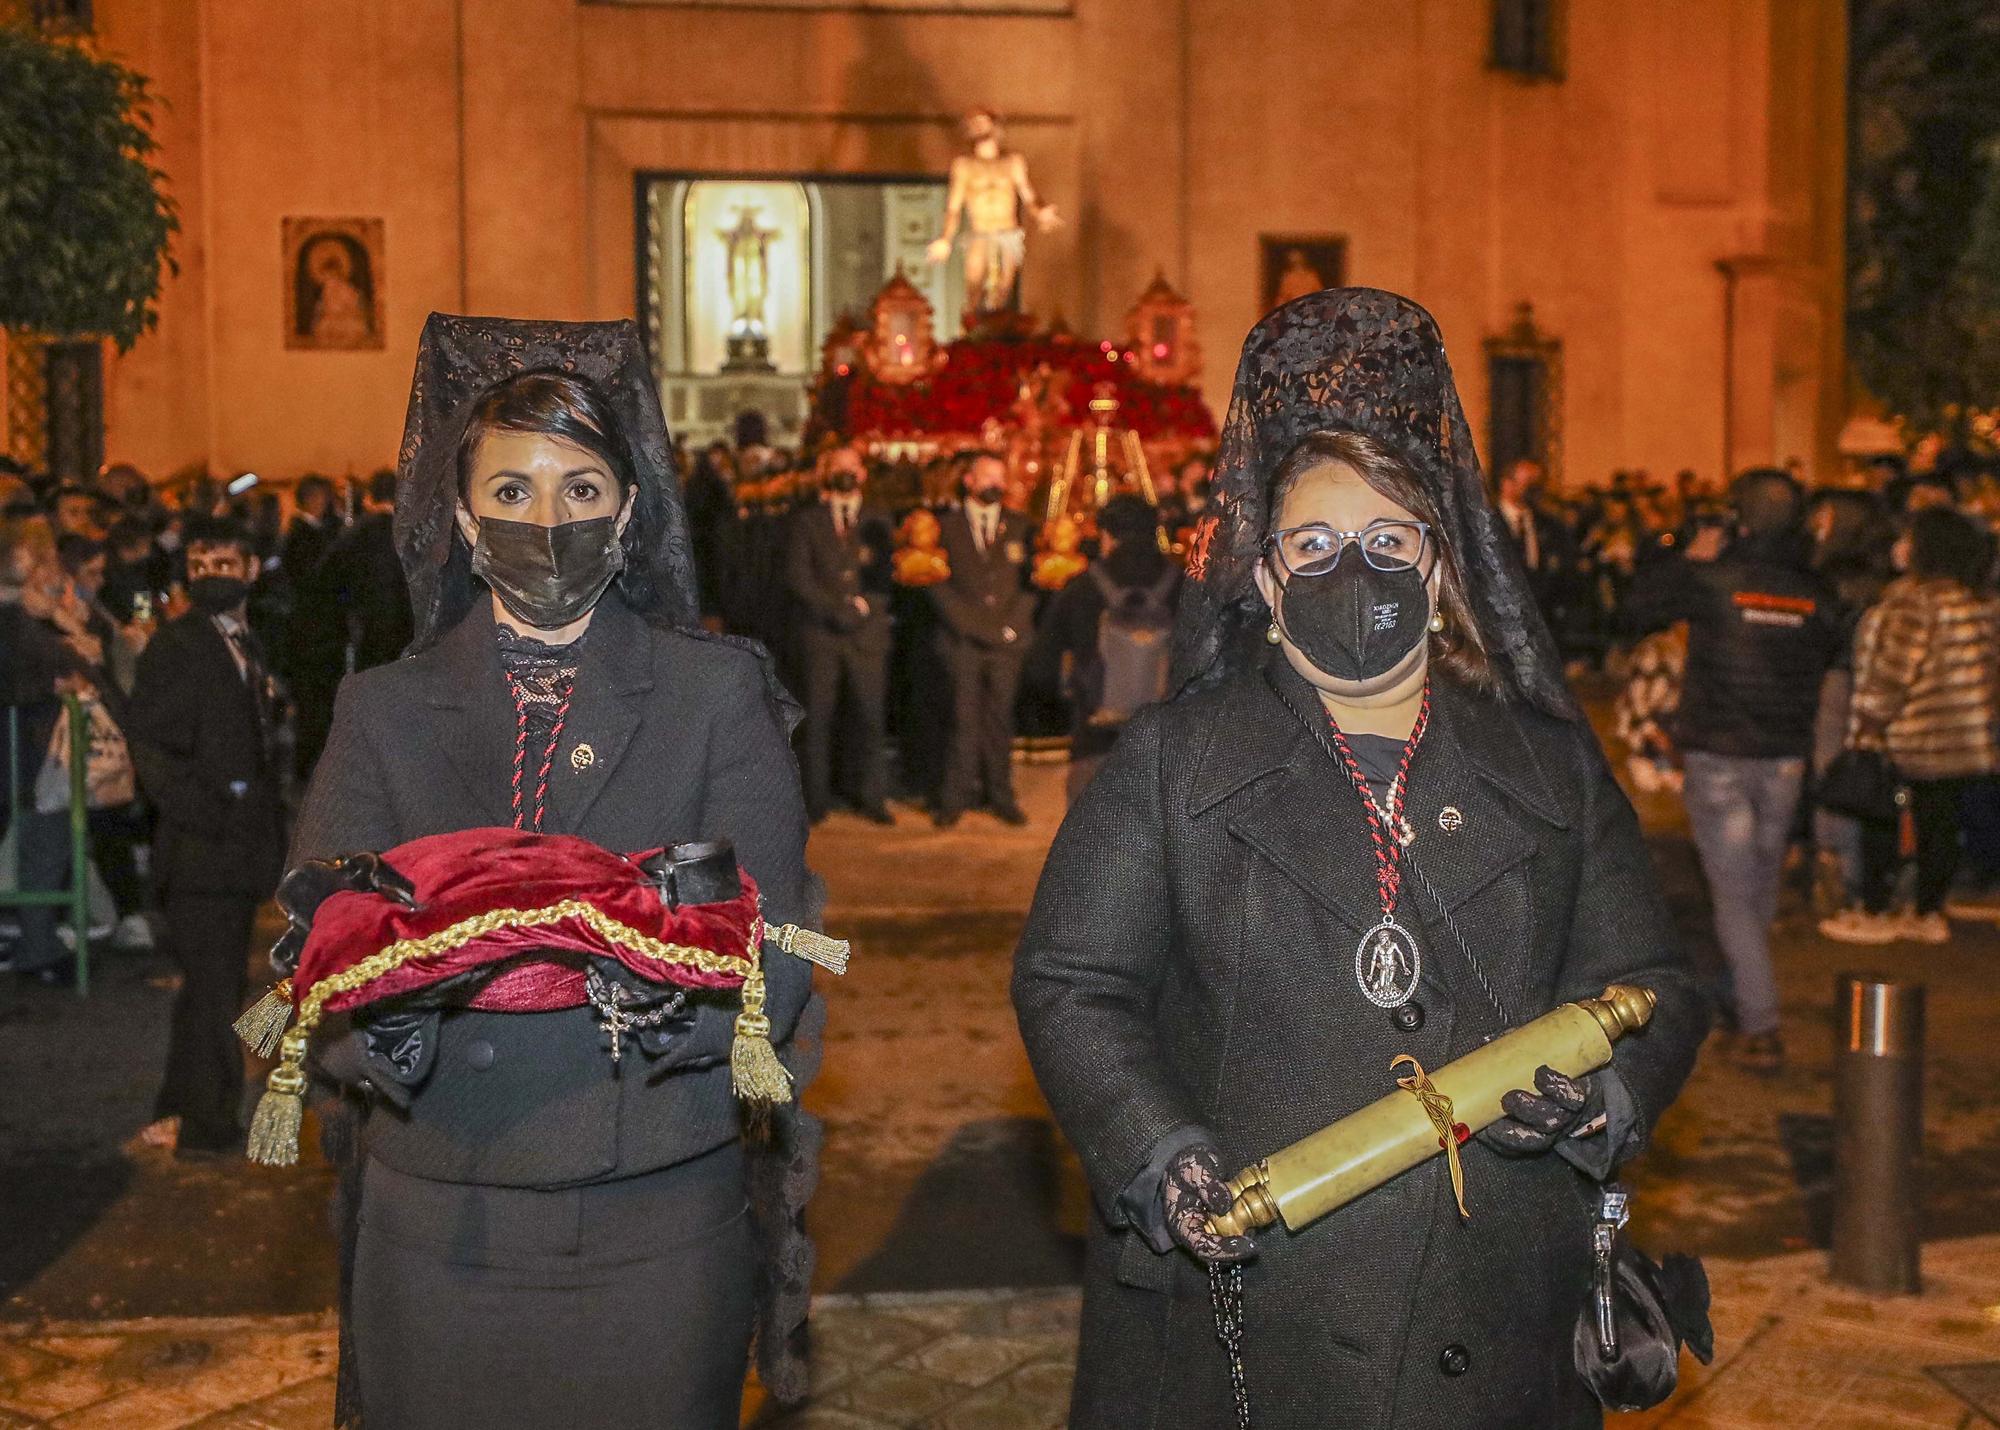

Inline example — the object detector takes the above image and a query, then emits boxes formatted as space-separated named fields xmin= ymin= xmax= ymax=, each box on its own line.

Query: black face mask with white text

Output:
xmin=1277 ymin=558 xmax=1431 ymax=682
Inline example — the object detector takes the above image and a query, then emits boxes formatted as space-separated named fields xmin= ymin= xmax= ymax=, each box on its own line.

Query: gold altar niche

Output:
xmin=642 ymin=175 xmax=962 ymax=445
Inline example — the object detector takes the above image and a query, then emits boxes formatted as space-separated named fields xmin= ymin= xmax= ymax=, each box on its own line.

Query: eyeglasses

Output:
xmin=1263 ymin=519 xmax=1432 ymax=578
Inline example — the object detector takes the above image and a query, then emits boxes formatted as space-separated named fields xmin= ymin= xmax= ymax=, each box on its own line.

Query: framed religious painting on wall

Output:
xmin=1259 ymin=235 xmax=1347 ymax=314
xmin=283 ymin=218 xmax=385 ymax=351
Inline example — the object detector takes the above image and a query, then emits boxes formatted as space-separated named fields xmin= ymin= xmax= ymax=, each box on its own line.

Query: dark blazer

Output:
xmin=126 ymin=612 xmax=285 ymax=900
xmin=322 ymin=513 xmax=413 ymax=672
xmin=932 ymin=507 xmax=1036 ymax=649
xmin=292 ymin=594 xmax=816 ymax=1187
xmin=784 ymin=500 xmax=894 ymax=641
xmin=1012 ymin=659 xmax=1707 ymax=1429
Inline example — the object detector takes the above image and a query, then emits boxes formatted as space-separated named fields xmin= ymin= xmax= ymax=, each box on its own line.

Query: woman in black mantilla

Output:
xmin=289 ymin=315 xmax=822 ymax=1429
xmin=1012 ymin=289 xmax=1709 ymax=1429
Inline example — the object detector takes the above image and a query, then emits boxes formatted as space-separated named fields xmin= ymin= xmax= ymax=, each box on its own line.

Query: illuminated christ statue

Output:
xmin=926 ymin=109 xmax=1061 ymax=319
xmin=719 ymin=206 xmax=778 ymax=371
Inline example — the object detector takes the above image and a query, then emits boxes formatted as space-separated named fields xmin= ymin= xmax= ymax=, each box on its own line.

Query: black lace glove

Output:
xmin=269 ymin=853 xmax=420 ymax=977
xmin=1479 ymin=1065 xmax=1607 ymax=1157
xmin=1161 ymin=1144 xmax=1257 ymax=1264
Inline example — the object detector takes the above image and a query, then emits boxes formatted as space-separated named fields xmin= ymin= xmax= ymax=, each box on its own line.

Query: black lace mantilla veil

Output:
xmin=327 ymin=314 xmax=821 ymax=1424
xmin=1171 ymin=287 xmax=1578 ymax=720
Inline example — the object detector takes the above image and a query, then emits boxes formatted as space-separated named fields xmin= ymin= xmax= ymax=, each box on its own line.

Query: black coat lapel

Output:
xmin=1195 ymin=665 xmax=1384 ymax=935
xmin=1395 ymin=687 xmax=1547 ymax=917
xmin=1203 ymin=662 xmax=1566 ymax=1011
xmin=421 ymin=602 xmax=521 ymax=829
xmin=548 ymin=594 xmax=652 ymax=834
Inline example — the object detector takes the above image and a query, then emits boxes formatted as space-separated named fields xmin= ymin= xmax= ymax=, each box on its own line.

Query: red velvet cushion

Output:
xmin=292 ymin=827 xmax=760 ymax=1019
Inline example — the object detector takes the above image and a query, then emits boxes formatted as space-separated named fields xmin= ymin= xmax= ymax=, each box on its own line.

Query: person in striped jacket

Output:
xmin=1822 ymin=506 xmax=2000 ymax=945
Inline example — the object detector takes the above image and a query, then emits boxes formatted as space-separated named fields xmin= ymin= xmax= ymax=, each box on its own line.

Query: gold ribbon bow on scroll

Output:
xmin=1392 ymin=1054 xmax=1470 ymax=1219
xmin=1208 ymin=985 xmax=1656 ymax=1240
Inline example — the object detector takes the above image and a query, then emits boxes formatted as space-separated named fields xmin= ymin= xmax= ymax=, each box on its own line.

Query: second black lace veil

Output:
xmin=1172 ymin=287 xmax=1578 ymax=719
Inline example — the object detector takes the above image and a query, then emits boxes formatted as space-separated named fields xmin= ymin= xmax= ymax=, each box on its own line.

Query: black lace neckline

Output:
xmin=495 ymin=622 xmax=586 ymax=677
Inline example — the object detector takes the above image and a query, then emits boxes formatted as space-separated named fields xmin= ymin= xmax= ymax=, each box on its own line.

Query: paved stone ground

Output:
xmin=3 ymin=1238 xmax=1998 ymax=1427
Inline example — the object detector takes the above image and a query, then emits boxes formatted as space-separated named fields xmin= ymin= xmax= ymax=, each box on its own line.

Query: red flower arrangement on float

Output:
xmin=830 ymin=333 xmax=1215 ymax=445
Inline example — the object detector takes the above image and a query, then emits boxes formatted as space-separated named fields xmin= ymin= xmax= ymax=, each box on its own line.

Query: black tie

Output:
xmin=225 ymin=624 xmax=274 ymax=739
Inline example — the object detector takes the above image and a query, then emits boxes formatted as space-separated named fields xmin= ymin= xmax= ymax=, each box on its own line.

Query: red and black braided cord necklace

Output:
xmin=505 ymin=669 xmax=576 ymax=833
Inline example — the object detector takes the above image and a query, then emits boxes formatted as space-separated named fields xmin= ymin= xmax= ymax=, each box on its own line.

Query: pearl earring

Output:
xmin=1266 ymin=622 xmax=1283 ymax=645
xmin=1428 ymin=611 xmax=1445 ymax=634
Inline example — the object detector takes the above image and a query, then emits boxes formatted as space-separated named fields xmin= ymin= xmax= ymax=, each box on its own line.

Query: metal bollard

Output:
xmin=1829 ymin=973 xmax=1924 ymax=1294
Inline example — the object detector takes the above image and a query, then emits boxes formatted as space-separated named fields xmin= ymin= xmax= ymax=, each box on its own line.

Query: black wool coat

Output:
xmin=126 ymin=612 xmax=285 ymax=901
xmin=1012 ymin=660 xmax=1708 ymax=1430
xmin=292 ymin=593 xmax=816 ymax=1186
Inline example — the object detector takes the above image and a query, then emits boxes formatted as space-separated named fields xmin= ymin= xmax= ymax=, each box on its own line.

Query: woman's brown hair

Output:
xmin=1266 ymin=429 xmax=1501 ymax=694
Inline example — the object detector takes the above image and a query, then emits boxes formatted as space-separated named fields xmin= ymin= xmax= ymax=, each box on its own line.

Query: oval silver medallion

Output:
xmin=1354 ymin=916 xmax=1423 ymax=1009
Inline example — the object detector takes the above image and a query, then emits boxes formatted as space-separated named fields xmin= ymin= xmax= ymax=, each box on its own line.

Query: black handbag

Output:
xmin=1817 ymin=748 xmax=1903 ymax=824
xmin=1573 ymin=1186 xmax=1715 ymax=1411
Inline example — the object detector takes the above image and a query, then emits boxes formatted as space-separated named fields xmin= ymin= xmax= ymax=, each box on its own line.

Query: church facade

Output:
xmin=80 ymin=0 xmax=1847 ymax=489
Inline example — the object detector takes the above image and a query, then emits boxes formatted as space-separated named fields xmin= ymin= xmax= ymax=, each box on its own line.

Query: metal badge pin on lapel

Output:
xmin=1438 ymin=806 xmax=1463 ymax=834
xmin=571 ymin=743 xmax=596 ymax=772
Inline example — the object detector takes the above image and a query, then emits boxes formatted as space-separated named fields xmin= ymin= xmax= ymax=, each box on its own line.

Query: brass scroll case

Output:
xmin=1206 ymin=984 xmax=1656 ymax=1240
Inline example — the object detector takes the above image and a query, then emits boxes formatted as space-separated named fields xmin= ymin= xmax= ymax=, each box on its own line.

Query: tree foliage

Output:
xmin=1848 ymin=1 xmax=2000 ymax=434
xmin=0 ymin=23 xmax=177 ymax=350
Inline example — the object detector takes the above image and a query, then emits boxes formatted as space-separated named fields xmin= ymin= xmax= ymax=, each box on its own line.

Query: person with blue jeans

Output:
xmin=1626 ymin=470 xmax=1846 ymax=1072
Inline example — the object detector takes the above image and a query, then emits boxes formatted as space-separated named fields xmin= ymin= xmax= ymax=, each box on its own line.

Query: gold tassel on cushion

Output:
xmin=731 ymin=964 xmax=793 ymax=1108
xmin=246 ymin=1030 xmax=310 ymax=1166
xmin=233 ymin=980 xmax=294 ymax=1058
xmin=769 ymin=923 xmax=850 ymax=975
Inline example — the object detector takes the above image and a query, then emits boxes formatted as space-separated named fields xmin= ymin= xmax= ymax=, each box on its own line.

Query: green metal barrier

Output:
xmin=2 ymin=696 xmax=93 ymax=996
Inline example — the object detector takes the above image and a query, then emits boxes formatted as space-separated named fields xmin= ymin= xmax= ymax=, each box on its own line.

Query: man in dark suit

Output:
xmin=932 ymin=451 xmax=1036 ymax=827
xmin=280 ymin=474 xmax=346 ymax=778
xmin=322 ymin=469 xmax=412 ymax=674
xmin=785 ymin=447 xmax=895 ymax=824
xmin=1495 ymin=458 xmax=1567 ymax=610
xmin=126 ymin=515 xmax=286 ymax=1156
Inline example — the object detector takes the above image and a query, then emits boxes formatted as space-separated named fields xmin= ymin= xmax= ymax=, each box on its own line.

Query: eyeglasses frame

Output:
xmin=1261 ymin=517 xmax=1435 ymax=579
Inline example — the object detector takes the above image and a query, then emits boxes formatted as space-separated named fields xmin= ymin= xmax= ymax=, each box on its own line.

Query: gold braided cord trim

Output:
xmin=295 ymin=900 xmax=759 ymax=1036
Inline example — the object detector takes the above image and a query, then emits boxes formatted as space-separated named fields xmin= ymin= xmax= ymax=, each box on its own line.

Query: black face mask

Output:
xmin=1278 ymin=557 xmax=1431 ymax=682
xmin=971 ymin=485 xmax=1005 ymax=506
xmin=469 ymin=515 xmax=625 ymax=630
xmin=828 ymin=472 xmax=860 ymax=494
xmin=188 ymin=575 xmax=251 ymax=615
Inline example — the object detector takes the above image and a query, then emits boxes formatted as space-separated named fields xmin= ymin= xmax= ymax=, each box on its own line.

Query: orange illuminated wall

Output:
xmin=91 ymin=0 xmax=1847 ymax=489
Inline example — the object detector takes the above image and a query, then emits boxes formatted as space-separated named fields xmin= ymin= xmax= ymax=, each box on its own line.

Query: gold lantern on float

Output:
xmin=1045 ymin=382 xmax=1161 ymax=524
xmin=1125 ymin=270 xmax=1201 ymax=388
xmin=859 ymin=271 xmax=945 ymax=386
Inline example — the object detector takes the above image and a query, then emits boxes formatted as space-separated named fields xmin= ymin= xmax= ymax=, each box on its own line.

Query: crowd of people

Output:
xmin=1512 ymin=448 xmax=2000 ymax=1075
xmin=7 ymin=423 xmax=2000 ymax=1092
xmin=3 ymin=283 xmax=1999 ymax=1423
xmin=682 ymin=426 xmax=1210 ymax=827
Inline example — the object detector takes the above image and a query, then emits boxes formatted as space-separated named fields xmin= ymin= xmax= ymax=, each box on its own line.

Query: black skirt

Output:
xmin=351 ymin=1140 xmax=754 ymax=1430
